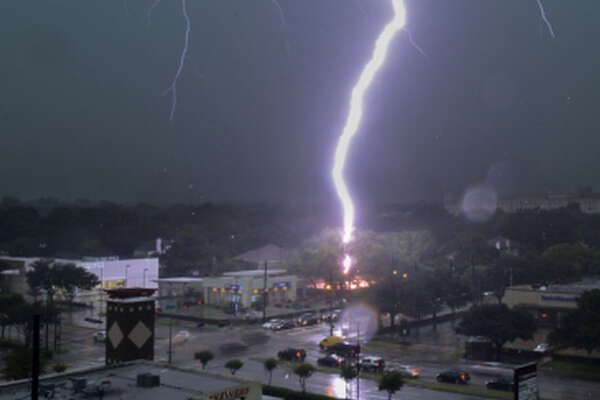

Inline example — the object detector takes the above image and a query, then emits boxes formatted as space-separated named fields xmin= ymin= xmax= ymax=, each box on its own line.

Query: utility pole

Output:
xmin=356 ymin=322 xmax=360 ymax=400
xmin=263 ymin=261 xmax=268 ymax=322
xmin=168 ymin=318 xmax=173 ymax=364
xmin=32 ymin=315 xmax=40 ymax=400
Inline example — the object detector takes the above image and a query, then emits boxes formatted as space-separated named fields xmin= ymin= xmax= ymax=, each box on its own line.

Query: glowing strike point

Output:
xmin=342 ymin=254 xmax=352 ymax=275
xmin=332 ymin=0 xmax=406 ymax=245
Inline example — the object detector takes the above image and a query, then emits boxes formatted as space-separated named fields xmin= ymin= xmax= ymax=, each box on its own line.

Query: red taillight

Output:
xmin=197 ymin=300 xmax=203 ymax=305
xmin=155 ymin=308 xmax=161 ymax=313
xmin=338 ymin=360 xmax=342 ymax=364
xmin=184 ymin=305 xmax=188 ymax=309
xmin=296 ymin=352 xmax=301 ymax=358
xmin=375 ymin=363 xmax=379 ymax=367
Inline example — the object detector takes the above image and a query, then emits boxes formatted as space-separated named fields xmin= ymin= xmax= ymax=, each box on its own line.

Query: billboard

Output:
xmin=514 ymin=362 xmax=539 ymax=400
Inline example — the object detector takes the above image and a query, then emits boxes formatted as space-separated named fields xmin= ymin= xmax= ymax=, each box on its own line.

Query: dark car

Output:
xmin=317 ymin=354 xmax=345 ymax=368
xmin=278 ymin=348 xmax=306 ymax=362
xmin=272 ymin=320 xmax=294 ymax=331
xmin=326 ymin=342 xmax=361 ymax=357
xmin=436 ymin=370 xmax=470 ymax=384
xmin=485 ymin=377 xmax=514 ymax=392
xmin=297 ymin=313 xmax=319 ymax=326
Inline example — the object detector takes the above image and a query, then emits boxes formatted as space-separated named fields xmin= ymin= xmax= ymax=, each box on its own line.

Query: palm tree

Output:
xmin=194 ymin=350 xmax=214 ymax=370
xmin=263 ymin=358 xmax=278 ymax=385
xmin=225 ymin=359 xmax=243 ymax=375
xmin=378 ymin=371 xmax=404 ymax=400
xmin=293 ymin=363 xmax=315 ymax=393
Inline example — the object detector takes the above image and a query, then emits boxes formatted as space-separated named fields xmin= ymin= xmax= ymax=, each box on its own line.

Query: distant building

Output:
xmin=444 ymin=187 xmax=600 ymax=216
xmin=153 ymin=277 xmax=204 ymax=298
xmin=133 ymin=238 xmax=173 ymax=258
xmin=0 ymin=361 xmax=262 ymax=400
xmin=0 ymin=256 xmax=159 ymax=299
xmin=503 ymin=280 xmax=600 ymax=327
xmin=487 ymin=236 xmax=520 ymax=256
xmin=234 ymin=244 xmax=288 ymax=268
xmin=202 ymin=269 xmax=298 ymax=309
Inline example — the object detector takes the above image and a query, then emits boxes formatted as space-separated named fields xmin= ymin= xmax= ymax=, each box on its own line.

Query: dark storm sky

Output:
xmin=0 ymin=0 xmax=598 ymax=205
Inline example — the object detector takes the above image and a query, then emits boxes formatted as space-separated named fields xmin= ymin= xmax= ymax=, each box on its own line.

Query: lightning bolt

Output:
xmin=164 ymin=0 xmax=191 ymax=122
xmin=147 ymin=0 xmax=162 ymax=26
xmin=332 ymin=0 xmax=406 ymax=274
xmin=535 ymin=0 xmax=556 ymax=38
xmin=271 ymin=0 xmax=291 ymax=56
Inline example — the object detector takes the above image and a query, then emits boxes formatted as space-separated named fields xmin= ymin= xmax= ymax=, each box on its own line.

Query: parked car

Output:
xmin=359 ymin=356 xmax=385 ymax=373
xmin=174 ymin=330 xmax=190 ymax=343
xmin=319 ymin=336 xmax=344 ymax=349
xmin=272 ymin=320 xmax=294 ymax=331
xmin=485 ymin=376 xmax=514 ymax=392
xmin=534 ymin=343 xmax=550 ymax=353
xmin=93 ymin=330 xmax=106 ymax=342
xmin=297 ymin=313 xmax=319 ymax=326
xmin=277 ymin=348 xmax=306 ymax=362
xmin=317 ymin=354 xmax=345 ymax=368
xmin=326 ymin=341 xmax=361 ymax=358
xmin=396 ymin=365 xmax=421 ymax=379
xmin=436 ymin=370 xmax=470 ymax=384
xmin=262 ymin=319 xmax=281 ymax=329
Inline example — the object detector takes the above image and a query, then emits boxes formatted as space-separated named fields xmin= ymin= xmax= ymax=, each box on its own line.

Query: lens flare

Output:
xmin=342 ymin=254 xmax=352 ymax=275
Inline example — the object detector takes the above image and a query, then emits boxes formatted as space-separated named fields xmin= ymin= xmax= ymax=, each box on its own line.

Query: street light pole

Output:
xmin=168 ymin=317 xmax=173 ymax=364
xmin=263 ymin=261 xmax=268 ymax=322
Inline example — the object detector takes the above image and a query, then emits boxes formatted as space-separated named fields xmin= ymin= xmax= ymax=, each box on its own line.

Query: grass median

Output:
xmin=250 ymin=357 xmax=515 ymax=400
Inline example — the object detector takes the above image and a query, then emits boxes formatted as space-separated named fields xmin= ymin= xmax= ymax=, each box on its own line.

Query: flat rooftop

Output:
xmin=548 ymin=279 xmax=600 ymax=293
xmin=0 ymin=362 xmax=261 ymax=400
xmin=222 ymin=269 xmax=287 ymax=277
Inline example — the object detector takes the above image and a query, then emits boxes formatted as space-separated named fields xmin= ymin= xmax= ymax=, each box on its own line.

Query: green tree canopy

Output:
xmin=456 ymin=304 xmax=536 ymax=360
xmin=378 ymin=371 xmax=404 ymax=400
xmin=263 ymin=358 xmax=278 ymax=385
xmin=194 ymin=350 xmax=214 ymax=370
xmin=293 ymin=363 xmax=315 ymax=393
xmin=224 ymin=359 xmax=243 ymax=375
xmin=549 ymin=289 xmax=600 ymax=354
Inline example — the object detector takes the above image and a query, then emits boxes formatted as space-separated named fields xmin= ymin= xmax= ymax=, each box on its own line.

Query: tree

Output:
xmin=3 ymin=347 xmax=48 ymax=380
xmin=293 ymin=363 xmax=315 ymax=393
xmin=26 ymin=259 xmax=99 ymax=349
xmin=263 ymin=358 xmax=278 ymax=385
xmin=549 ymin=289 xmax=600 ymax=354
xmin=194 ymin=350 xmax=214 ymax=370
xmin=378 ymin=371 xmax=404 ymax=400
xmin=456 ymin=304 xmax=536 ymax=360
xmin=0 ymin=294 xmax=26 ymax=339
xmin=340 ymin=363 xmax=358 ymax=400
xmin=225 ymin=359 xmax=243 ymax=375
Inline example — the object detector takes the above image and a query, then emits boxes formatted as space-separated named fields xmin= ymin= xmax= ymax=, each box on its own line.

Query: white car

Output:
xmin=397 ymin=365 xmax=421 ymax=379
xmin=262 ymin=319 xmax=281 ymax=329
xmin=93 ymin=331 xmax=106 ymax=342
xmin=534 ymin=343 xmax=550 ymax=353
xmin=174 ymin=330 xmax=190 ymax=343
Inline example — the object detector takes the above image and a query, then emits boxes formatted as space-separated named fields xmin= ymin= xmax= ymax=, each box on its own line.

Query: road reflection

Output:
xmin=326 ymin=376 xmax=346 ymax=399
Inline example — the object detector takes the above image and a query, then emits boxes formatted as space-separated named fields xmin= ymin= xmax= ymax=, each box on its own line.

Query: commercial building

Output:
xmin=0 ymin=361 xmax=262 ymax=400
xmin=503 ymin=280 xmax=600 ymax=326
xmin=0 ymin=256 xmax=158 ymax=299
xmin=202 ymin=269 xmax=298 ymax=309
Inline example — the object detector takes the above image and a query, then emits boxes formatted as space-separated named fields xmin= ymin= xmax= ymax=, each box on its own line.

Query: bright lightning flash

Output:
xmin=332 ymin=0 xmax=405 ymax=273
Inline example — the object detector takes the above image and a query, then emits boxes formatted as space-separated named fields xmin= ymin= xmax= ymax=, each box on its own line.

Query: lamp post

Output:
xmin=143 ymin=268 xmax=149 ymax=288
